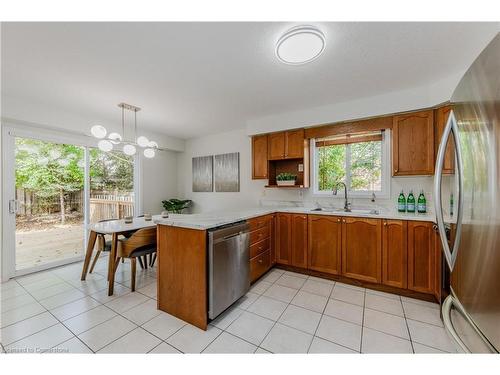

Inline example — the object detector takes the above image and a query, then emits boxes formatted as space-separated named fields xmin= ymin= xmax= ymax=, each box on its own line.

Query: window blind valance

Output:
xmin=315 ymin=131 xmax=383 ymax=147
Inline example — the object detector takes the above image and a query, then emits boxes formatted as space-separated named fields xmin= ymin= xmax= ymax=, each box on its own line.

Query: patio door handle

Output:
xmin=8 ymin=199 xmax=19 ymax=214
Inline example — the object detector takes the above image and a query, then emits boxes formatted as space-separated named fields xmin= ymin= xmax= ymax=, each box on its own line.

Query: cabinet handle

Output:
xmin=394 ymin=169 xmax=398 ymax=173
xmin=342 ymin=219 xmax=346 ymax=223
xmin=258 ymin=259 xmax=263 ymax=264
xmin=384 ymin=222 xmax=387 ymax=226
xmin=337 ymin=218 xmax=341 ymax=222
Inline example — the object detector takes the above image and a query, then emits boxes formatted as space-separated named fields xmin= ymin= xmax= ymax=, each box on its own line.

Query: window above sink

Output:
xmin=311 ymin=130 xmax=391 ymax=199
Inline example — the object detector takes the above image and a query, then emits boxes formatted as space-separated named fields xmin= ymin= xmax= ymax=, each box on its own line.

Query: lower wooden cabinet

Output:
xmin=276 ymin=213 xmax=292 ymax=265
xmin=407 ymin=221 xmax=436 ymax=294
xmin=382 ymin=219 xmax=408 ymax=289
xmin=291 ymin=214 xmax=308 ymax=268
xmin=308 ymin=215 xmax=342 ymax=275
xmin=341 ymin=217 xmax=382 ymax=283
xmin=250 ymin=250 xmax=271 ymax=282
xmin=270 ymin=214 xmax=277 ymax=266
xmin=248 ymin=214 xmax=274 ymax=283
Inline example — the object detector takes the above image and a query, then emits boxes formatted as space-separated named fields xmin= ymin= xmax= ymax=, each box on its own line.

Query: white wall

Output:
xmin=246 ymin=73 xmax=460 ymax=135
xmin=177 ymin=128 xmax=267 ymax=213
xmin=141 ymin=149 xmax=178 ymax=214
xmin=177 ymin=128 xmax=437 ymax=214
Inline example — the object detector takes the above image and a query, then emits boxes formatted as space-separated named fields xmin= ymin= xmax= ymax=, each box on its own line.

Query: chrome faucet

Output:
xmin=332 ymin=181 xmax=351 ymax=212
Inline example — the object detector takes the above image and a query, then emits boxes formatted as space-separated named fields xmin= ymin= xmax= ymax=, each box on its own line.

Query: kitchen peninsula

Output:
xmin=155 ymin=207 xmax=442 ymax=330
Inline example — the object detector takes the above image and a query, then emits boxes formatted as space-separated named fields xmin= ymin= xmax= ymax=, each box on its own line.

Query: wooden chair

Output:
xmin=114 ymin=227 xmax=157 ymax=291
xmin=88 ymin=219 xmax=116 ymax=274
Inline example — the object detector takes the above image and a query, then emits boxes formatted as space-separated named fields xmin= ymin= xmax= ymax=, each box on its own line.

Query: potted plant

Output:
xmin=161 ymin=198 xmax=192 ymax=214
xmin=276 ymin=172 xmax=297 ymax=186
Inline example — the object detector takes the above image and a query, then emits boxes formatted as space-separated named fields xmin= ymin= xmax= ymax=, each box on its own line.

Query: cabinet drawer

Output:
xmin=250 ymin=250 xmax=271 ymax=283
xmin=248 ymin=215 xmax=271 ymax=231
xmin=250 ymin=238 xmax=270 ymax=258
xmin=250 ymin=225 xmax=270 ymax=245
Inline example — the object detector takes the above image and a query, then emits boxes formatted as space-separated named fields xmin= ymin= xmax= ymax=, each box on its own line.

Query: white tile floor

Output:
xmin=0 ymin=258 xmax=457 ymax=354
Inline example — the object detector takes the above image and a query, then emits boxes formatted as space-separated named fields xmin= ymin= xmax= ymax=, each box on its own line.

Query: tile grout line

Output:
xmin=359 ymin=288 xmax=367 ymax=353
xmin=401 ymin=297 xmax=416 ymax=353
xmin=305 ymin=279 xmax=336 ymax=353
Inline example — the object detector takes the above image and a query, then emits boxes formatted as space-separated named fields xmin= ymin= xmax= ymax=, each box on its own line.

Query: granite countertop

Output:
xmin=154 ymin=207 xmax=436 ymax=230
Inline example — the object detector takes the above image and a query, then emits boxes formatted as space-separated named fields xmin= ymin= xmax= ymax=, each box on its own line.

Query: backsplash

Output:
xmin=260 ymin=175 xmax=436 ymax=216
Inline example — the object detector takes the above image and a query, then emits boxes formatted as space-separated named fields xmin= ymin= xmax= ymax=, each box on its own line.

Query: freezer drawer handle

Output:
xmin=434 ymin=110 xmax=464 ymax=271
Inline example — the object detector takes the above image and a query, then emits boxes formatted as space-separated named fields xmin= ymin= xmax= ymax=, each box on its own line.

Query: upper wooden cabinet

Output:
xmin=407 ymin=221 xmax=436 ymax=294
xmin=341 ymin=217 xmax=382 ymax=283
xmin=392 ymin=110 xmax=435 ymax=176
xmin=251 ymin=135 xmax=268 ymax=179
xmin=268 ymin=130 xmax=304 ymax=160
xmin=308 ymin=215 xmax=342 ymax=275
xmin=276 ymin=213 xmax=292 ymax=265
xmin=291 ymin=214 xmax=308 ymax=268
xmin=382 ymin=219 xmax=407 ymax=289
xmin=285 ymin=129 xmax=305 ymax=158
xmin=434 ymin=105 xmax=455 ymax=175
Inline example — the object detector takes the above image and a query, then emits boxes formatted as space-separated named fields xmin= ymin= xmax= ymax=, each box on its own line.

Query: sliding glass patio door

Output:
xmin=2 ymin=127 xmax=137 ymax=280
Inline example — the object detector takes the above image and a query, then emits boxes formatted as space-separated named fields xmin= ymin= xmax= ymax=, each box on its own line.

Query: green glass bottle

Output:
xmin=398 ymin=190 xmax=406 ymax=212
xmin=417 ymin=189 xmax=426 ymax=213
xmin=407 ymin=190 xmax=416 ymax=213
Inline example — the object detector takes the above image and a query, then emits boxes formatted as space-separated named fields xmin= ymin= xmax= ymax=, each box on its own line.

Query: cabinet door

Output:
xmin=382 ymin=220 xmax=407 ymax=289
xmin=268 ymin=132 xmax=286 ymax=160
xmin=291 ymin=214 xmax=308 ymax=268
xmin=285 ymin=129 xmax=304 ymax=159
xmin=252 ymin=135 xmax=268 ymax=179
xmin=342 ymin=217 xmax=382 ymax=283
xmin=276 ymin=213 xmax=291 ymax=265
xmin=308 ymin=215 xmax=342 ymax=275
xmin=408 ymin=221 xmax=435 ymax=294
xmin=270 ymin=214 xmax=277 ymax=265
xmin=392 ymin=110 xmax=435 ymax=175
xmin=434 ymin=106 xmax=455 ymax=174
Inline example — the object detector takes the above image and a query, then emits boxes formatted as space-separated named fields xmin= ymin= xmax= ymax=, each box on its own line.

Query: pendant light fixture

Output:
xmin=89 ymin=103 xmax=159 ymax=158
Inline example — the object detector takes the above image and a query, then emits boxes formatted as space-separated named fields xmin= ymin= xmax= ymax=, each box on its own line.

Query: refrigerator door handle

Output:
xmin=434 ymin=110 xmax=464 ymax=271
xmin=442 ymin=295 xmax=470 ymax=353
xmin=442 ymin=294 xmax=497 ymax=353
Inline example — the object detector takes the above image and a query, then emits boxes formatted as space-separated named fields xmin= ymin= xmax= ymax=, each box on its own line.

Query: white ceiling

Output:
xmin=1 ymin=22 xmax=499 ymax=139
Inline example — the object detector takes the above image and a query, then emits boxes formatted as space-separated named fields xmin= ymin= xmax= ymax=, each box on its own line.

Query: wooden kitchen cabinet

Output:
xmin=285 ymin=129 xmax=305 ymax=158
xmin=291 ymin=214 xmax=308 ymax=268
xmin=382 ymin=219 xmax=408 ymax=289
xmin=434 ymin=105 xmax=455 ymax=174
xmin=407 ymin=221 xmax=436 ymax=294
xmin=267 ymin=130 xmax=304 ymax=160
xmin=342 ymin=217 xmax=382 ymax=283
xmin=268 ymin=132 xmax=286 ymax=160
xmin=252 ymin=134 xmax=268 ymax=179
xmin=308 ymin=215 xmax=342 ymax=275
xmin=392 ymin=110 xmax=435 ymax=176
xmin=270 ymin=214 xmax=277 ymax=265
xmin=248 ymin=214 xmax=274 ymax=282
xmin=276 ymin=213 xmax=292 ymax=265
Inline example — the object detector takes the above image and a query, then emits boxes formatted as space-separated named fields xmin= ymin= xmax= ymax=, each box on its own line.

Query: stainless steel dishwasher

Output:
xmin=208 ymin=221 xmax=250 ymax=319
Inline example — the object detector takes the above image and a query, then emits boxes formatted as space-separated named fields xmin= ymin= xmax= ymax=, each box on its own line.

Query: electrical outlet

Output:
xmin=298 ymin=163 xmax=304 ymax=172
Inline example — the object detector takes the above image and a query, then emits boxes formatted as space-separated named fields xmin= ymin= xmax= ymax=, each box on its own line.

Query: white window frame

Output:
xmin=311 ymin=130 xmax=391 ymax=199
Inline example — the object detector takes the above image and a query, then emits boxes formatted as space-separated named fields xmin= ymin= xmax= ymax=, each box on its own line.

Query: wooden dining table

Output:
xmin=80 ymin=217 xmax=158 ymax=295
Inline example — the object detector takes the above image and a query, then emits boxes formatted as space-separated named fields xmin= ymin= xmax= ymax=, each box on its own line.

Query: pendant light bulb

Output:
xmin=123 ymin=144 xmax=137 ymax=156
xmin=108 ymin=132 xmax=122 ymax=145
xmin=143 ymin=148 xmax=155 ymax=158
xmin=91 ymin=125 xmax=107 ymax=139
xmin=137 ymin=136 xmax=149 ymax=148
xmin=98 ymin=139 xmax=113 ymax=152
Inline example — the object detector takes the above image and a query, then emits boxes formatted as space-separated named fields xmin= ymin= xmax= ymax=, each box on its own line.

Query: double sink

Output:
xmin=310 ymin=207 xmax=380 ymax=215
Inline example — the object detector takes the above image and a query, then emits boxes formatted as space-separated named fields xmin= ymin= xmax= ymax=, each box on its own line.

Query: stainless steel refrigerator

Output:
xmin=434 ymin=32 xmax=500 ymax=353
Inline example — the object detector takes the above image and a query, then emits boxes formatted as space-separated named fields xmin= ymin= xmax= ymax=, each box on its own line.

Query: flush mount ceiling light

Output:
xmin=276 ymin=25 xmax=325 ymax=65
